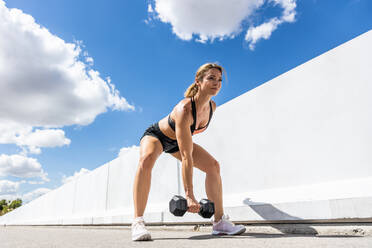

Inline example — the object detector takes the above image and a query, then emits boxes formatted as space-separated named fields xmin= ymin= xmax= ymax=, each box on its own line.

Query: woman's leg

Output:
xmin=170 ymin=143 xmax=224 ymax=222
xmin=133 ymin=135 xmax=163 ymax=218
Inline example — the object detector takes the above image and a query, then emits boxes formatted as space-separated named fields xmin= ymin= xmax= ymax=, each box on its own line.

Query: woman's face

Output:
xmin=198 ymin=68 xmax=222 ymax=96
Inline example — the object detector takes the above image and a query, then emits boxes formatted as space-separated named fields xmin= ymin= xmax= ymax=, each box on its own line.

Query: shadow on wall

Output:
xmin=243 ymin=198 xmax=318 ymax=235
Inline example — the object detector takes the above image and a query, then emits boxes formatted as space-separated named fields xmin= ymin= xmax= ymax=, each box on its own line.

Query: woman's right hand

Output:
xmin=186 ymin=196 xmax=200 ymax=213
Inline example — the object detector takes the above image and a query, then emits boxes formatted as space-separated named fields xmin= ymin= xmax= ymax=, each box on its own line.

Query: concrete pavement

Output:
xmin=1 ymin=224 xmax=372 ymax=248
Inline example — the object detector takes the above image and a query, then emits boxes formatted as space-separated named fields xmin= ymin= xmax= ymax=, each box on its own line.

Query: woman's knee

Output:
xmin=208 ymin=160 xmax=220 ymax=175
xmin=138 ymin=153 xmax=158 ymax=172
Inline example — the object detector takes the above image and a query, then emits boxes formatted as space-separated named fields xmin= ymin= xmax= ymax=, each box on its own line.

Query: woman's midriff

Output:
xmin=158 ymin=115 xmax=177 ymax=140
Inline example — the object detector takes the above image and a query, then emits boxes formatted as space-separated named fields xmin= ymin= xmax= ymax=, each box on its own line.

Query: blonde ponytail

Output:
xmin=184 ymin=62 xmax=225 ymax=98
xmin=184 ymin=82 xmax=199 ymax=98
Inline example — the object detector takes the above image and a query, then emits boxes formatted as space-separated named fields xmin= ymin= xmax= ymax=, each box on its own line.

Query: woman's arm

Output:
xmin=174 ymin=101 xmax=200 ymax=213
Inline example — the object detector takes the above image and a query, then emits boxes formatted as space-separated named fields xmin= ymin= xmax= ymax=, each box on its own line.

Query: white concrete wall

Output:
xmin=1 ymin=29 xmax=372 ymax=225
xmin=193 ymin=28 xmax=372 ymax=198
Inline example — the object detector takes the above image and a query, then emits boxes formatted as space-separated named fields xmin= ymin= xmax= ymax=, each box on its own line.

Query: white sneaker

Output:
xmin=212 ymin=214 xmax=246 ymax=235
xmin=131 ymin=216 xmax=152 ymax=241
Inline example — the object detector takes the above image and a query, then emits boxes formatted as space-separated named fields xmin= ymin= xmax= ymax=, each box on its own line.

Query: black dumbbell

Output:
xmin=169 ymin=195 xmax=215 ymax=218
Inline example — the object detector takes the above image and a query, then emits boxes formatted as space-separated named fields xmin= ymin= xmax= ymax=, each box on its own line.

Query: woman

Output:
xmin=132 ymin=63 xmax=246 ymax=241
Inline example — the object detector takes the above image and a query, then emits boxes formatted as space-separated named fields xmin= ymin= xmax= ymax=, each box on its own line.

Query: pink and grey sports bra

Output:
xmin=168 ymin=96 xmax=213 ymax=135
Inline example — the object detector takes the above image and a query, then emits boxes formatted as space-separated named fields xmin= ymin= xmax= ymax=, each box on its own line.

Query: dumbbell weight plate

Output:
xmin=198 ymin=198 xmax=215 ymax=218
xmin=169 ymin=195 xmax=188 ymax=216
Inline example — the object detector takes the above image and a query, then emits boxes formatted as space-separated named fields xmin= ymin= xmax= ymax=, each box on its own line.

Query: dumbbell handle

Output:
xmin=185 ymin=199 xmax=201 ymax=211
xmin=169 ymin=195 xmax=215 ymax=218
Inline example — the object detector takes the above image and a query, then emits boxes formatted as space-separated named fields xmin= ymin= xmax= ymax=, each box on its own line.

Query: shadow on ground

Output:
xmin=153 ymin=232 xmax=363 ymax=241
xmin=243 ymin=198 xmax=319 ymax=235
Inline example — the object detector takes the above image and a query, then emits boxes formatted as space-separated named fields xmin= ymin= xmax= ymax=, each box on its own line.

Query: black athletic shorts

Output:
xmin=140 ymin=122 xmax=179 ymax=154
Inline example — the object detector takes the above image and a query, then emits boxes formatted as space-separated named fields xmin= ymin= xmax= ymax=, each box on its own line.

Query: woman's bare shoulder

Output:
xmin=173 ymin=98 xmax=193 ymax=123
xmin=178 ymin=97 xmax=192 ymax=108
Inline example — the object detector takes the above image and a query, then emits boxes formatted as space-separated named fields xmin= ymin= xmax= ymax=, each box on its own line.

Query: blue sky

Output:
xmin=0 ymin=0 xmax=371 ymax=203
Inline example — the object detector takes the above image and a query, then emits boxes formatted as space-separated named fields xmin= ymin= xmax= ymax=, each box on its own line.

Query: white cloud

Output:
xmin=24 ymin=146 xmax=42 ymax=155
xmin=0 ymin=154 xmax=49 ymax=182
xmin=0 ymin=186 xmax=51 ymax=204
xmin=0 ymin=126 xmax=71 ymax=155
xmin=0 ymin=179 xmax=49 ymax=204
xmin=61 ymin=168 xmax=91 ymax=184
xmin=0 ymin=122 xmax=32 ymax=145
xmin=26 ymin=180 xmax=46 ymax=185
xmin=148 ymin=4 xmax=154 ymax=13
xmin=83 ymin=51 xmax=94 ymax=65
xmin=21 ymin=187 xmax=51 ymax=203
xmin=0 ymin=180 xmax=21 ymax=195
xmin=17 ymin=129 xmax=71 ymax=148
xmin=149 ymin=0 xmax=296 ymax=48
xmin=85 ymin=56 xmax=94 ymax=65
xmin=245 ymin=0 xmax=297 ymax=50
xmin=118 ymin=145 xmax=139 ymax=157
xmin=245 ymin=17 xmax=281 ymax=50
xmin=0 ymin=0 xmax=135 ymax=153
